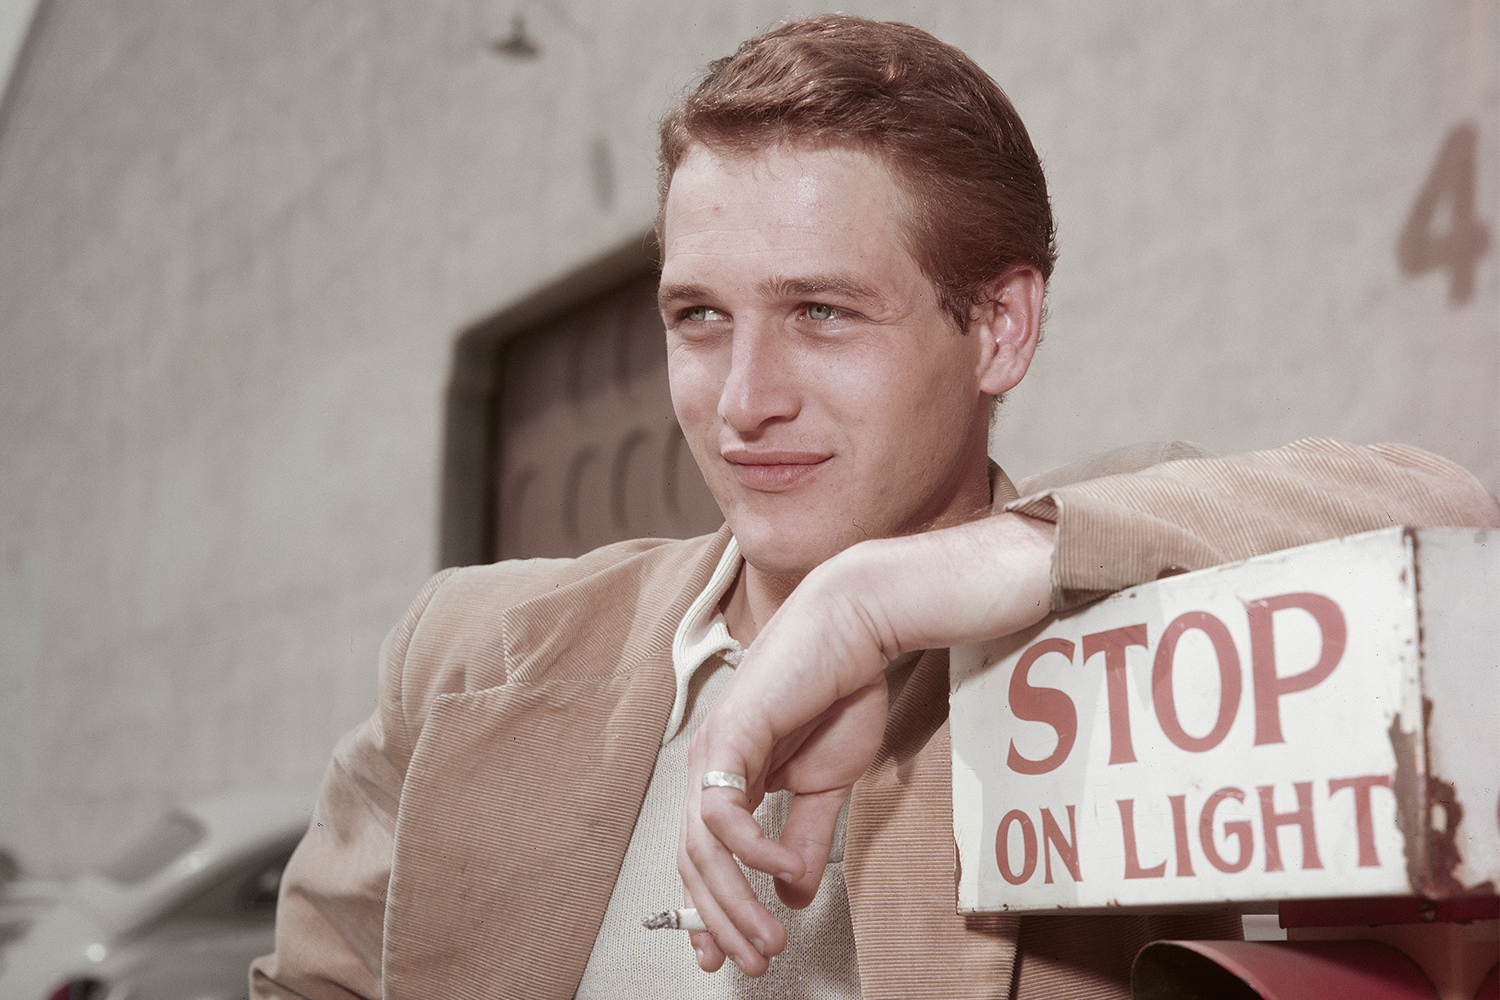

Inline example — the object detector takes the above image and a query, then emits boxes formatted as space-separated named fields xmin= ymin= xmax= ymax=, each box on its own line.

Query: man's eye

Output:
xmin=807 ymin=303 xmax=839 ymax=321
xmin=685 ymin=306 xmax=723 ymax=322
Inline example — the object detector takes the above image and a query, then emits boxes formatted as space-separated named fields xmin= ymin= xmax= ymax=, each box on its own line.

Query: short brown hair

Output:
xmin=657 ymin=15 xmax=1056 ymax=331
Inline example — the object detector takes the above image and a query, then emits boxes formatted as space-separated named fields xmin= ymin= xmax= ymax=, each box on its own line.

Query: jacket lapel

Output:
xmin=844 ymin=466 xmax=1025 ymax=999
xmin=845 ymin=647 xmax=1021 ymax=999
xmin=383 ymin=531 xmax=727 ymax=1000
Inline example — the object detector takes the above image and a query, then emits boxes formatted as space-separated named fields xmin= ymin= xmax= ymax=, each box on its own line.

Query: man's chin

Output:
xmin=732 ymin=530 xmax=851 ymax=582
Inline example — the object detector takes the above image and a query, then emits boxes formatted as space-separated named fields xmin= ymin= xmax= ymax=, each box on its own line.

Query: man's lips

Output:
xmin=721 ymin=449 xmax=831 ymax=491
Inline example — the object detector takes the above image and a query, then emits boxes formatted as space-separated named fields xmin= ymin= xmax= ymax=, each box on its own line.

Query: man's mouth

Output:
xmin=721 ymin=449 xmax=831 ymax=491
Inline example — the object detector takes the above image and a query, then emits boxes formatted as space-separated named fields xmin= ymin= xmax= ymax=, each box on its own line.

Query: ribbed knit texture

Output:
xmin=1008 ymin=439 xmax=1500 ymax=610
xmin=577 ymin=661 xmax=860 ymax=998
xmin=380 ymin=540 xmax=717 ymax=1000
xmin=847 ymin=647 xmax=1025 ymax=999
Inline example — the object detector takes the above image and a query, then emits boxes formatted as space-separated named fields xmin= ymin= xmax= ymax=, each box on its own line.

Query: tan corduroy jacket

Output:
xmin=251 ymin=439 xmax=1500 ymax=1000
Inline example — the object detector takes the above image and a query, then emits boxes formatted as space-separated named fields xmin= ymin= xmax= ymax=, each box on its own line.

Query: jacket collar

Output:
xmin=383 ymin=528 xmax=729 ymax=1000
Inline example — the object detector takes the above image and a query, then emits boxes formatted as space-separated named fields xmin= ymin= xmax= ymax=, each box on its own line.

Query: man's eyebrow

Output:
xmin=760 ymin=274 xmax=884 ymax=303
xmin=656 ymin=274 xmax=889 ymax=310
xmin=657 ymin=282 xmax=710 ymax=310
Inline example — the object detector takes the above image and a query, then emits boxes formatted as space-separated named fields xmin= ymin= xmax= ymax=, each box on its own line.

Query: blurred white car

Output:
xmin=0 ymin=791 xmax=312 ymax=1000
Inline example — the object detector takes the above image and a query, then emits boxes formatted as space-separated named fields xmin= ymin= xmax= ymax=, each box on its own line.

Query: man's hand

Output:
xmin=677 ymin=512 xmax=1057 ymax=975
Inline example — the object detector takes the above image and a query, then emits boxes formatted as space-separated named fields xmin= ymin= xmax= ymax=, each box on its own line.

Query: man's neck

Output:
xmin=719 ymin=561 xmax=800 ymax=648
xmin=719 ymin=463 xmax=997 ymax=648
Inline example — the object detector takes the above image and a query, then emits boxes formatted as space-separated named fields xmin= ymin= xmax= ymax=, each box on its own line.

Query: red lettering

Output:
xmin=1328 ymin=775 xmax=1393 ymax=868
xmin=1200 ymin=787 xmax=1253 ymax=873
xmin=1042 ymin=805 xmax=1081 ymax=883
xmin=1169 ymin=793 xmax=1195 ymax=877
xmin=1007 ymin=638 xmax=1077 ymax=775
xmin=1117 ymin=799 xmax=1167 ymax=878
xmin=1082 ymin=624 xmax=1148 ymax=765
xmin=1152 ymin=611 xmax=1241 ymax=752
xmin=997 ymin=809 xmax=1038 ymax=885
xmin=1258 ymin=782 xmax=1324 ymax=872
xmin=1247 ymin=592 xmax=1346 ymax=745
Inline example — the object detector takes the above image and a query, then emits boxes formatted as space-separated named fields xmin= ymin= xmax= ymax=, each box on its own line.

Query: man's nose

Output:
xmin=718 ymin=321 xmax=801 ymax=435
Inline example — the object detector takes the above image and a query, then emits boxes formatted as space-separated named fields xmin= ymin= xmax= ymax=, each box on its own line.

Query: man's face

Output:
xmin=659 ymin=144 xmax=1002 ymax=579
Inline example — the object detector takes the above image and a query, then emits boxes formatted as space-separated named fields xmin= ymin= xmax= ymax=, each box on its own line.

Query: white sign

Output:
xmin=950 ymin=527 xmax=1497 ymax=913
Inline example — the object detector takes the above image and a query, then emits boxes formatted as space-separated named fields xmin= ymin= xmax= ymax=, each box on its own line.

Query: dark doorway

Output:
xmin=439 ymin=232 xmax=723 ymax=567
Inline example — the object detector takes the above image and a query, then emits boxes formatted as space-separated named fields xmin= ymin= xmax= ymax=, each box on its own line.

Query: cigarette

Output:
xmin=642 ymin=907 xmax=707 ymax=932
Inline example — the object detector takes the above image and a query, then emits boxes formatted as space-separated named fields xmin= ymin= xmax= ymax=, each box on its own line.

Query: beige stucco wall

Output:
xmin=0 ymin=1 xmax=1494 ymax=874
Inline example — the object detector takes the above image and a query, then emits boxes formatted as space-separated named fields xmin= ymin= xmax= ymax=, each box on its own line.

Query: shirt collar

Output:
xmin=665 ymin=534 xmax=743 ymax=744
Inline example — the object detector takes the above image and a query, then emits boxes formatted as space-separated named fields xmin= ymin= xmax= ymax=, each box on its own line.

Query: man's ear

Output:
xmin=970 ymin=267 xmax=1044 ymax=396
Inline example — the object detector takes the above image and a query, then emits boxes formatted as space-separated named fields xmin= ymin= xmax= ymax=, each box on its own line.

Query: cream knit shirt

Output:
xmin=575 ymin=537 xmax=861 ymax=998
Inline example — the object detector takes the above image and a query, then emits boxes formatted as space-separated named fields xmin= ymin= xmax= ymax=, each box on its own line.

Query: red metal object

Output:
xmin=1474 ymin=963 xmax=1497 ymax=1000
xmin=1133 ymin=940 xmax=1438 ymax=1000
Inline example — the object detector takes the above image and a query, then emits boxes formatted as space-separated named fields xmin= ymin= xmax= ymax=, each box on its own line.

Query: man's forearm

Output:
xmin=810 ymin=511 xmax=1058 ymax=662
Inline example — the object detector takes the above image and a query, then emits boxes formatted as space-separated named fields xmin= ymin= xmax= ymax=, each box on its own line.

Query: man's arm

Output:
xmin=678 ymin=438 xmax=1500 ymax=976
xmin=250 ymin=724 xmax=399 ymax=1000
xmin=680 ymin=513 xmax=1057 ymax=976
xmin=1010 ymin=438 xmax=1500 ymax=609
xmin=250 ymin=569 xmax=457 ymax=1000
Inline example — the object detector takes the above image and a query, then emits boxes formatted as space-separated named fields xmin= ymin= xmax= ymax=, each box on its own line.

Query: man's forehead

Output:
xmin=671 ymin=144 xmax=913 ymax=236
xmin=666 ymin=140 xmax=900 ymax=193
xmin=661 ymin=145 xmax=910 ymax=254
xmin=656 ymin=144 xmax=937 ymax=320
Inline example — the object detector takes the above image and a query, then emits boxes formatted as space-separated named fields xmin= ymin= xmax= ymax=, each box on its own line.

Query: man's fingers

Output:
xmin=680 ymin=790 xmax=788 ymax=976
xmin=678 ymin=860 xmax=782 ymax=975
xmin=681 ymin=888 xmax=726 ymax=972
xmin=687 ymin=928 xmax=725 ymax=972
xmin=771 ymin=786 xmax=849 ymax=908
xmin=698 ymin=786 xmax=806 ymax=883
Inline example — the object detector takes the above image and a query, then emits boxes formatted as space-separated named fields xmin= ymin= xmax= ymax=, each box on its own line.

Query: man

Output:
xmin=252 ymin=15 xmax=1498 ymax=1000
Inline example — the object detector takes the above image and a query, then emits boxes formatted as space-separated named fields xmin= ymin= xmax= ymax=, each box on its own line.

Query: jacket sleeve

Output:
xmin=1004 ymin=438 xmax=1500 ymax=611
xmin=250 ymin=568 xmax=459 ymax=1000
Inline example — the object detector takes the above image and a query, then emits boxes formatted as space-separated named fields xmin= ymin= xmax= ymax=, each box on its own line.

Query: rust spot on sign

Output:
xmin=1421 ymin=768 xmax=1468 ymax=896
xmin=1388 ymin=699 xmax=1497 ymax=897
xmin=1388 ymin=710 xmax=1425 ymax=891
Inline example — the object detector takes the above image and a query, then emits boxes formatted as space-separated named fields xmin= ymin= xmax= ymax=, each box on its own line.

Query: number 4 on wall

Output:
xmin=1397 ymin=122 xmax=1492 ymax=305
